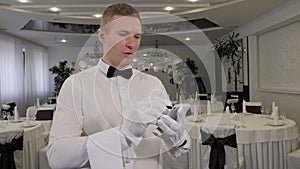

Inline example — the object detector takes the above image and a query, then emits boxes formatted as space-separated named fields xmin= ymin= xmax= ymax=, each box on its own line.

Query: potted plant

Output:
xmin=49 ymin=60 xmax=74 ymax=96
xmin=214 ymin=32 xmax=242 ymax=91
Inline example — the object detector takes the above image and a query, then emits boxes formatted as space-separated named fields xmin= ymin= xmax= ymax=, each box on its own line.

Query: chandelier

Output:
xmin=133 ymin=40 xmax=170 ymax=69
xmin=75 ymin=41 xmax=102 ymax=72
xmin=132 ymin=40 xmax=184 ymax=73
xmin=144 ymin=40 xmax=168 ymax=62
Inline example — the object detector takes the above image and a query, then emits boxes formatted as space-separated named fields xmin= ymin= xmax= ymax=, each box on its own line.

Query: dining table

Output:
xmin=186 ymin=112 xmax=299 ymax=169
xmin=0 ymin=119 xmax=47 ymax=169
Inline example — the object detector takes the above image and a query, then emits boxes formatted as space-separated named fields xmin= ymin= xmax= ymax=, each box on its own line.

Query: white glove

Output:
xmin=121 ymin=98 xmax=170 ymax=146
xmin=153 ymin=103 xmax=190 ymax=149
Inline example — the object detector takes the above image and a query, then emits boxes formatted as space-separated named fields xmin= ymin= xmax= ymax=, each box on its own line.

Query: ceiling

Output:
xmin=0 ymin=0 xmax=291 ymax=47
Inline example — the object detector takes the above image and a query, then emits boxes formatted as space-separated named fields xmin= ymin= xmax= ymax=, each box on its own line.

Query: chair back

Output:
xmin=36 ymin=109 xmax=54 ymax=120
xmin=244 ymin=102 xmax=262 ymax=114
xmin=6 ymin=102 xmax=16 ymax=116
xmin=200 ymin=126 xmax=239 ymax=169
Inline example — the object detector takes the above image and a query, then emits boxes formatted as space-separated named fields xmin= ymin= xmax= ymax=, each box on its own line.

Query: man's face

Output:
xmin=99 ymin=15 xmax=142 ymax=69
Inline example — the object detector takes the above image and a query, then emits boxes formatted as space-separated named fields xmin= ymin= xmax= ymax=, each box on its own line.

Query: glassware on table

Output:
xmin=1 ymin=111 xmax=9 ymax=128
xmin=260 ymin=106 xmax=265 ymax=114
xmin=231 ymin=104 xmax=236 ymax=113
xmin=280 ymin=112 xmax=286 ymax=120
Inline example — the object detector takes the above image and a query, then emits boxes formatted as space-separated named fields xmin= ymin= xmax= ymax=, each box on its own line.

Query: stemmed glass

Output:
xmin=1 ymin=111 xmax=9 ymax=128
xmin=231 ymin=104 xmax=240 ymax=121
xmin=231 ymin=104 xmax=236 ymax=113
xmin=260 ymin=106 xmax=264 ymax=114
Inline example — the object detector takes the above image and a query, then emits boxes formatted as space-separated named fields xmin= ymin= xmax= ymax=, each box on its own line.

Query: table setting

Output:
xmin=186 ymin=99 xmax=299 ymax=169
xmin=0 ymin=112 xmax=47 ymax=169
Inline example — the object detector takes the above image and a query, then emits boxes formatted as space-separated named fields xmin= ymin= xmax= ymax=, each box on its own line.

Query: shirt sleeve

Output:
xmin=157 ymin=77 xmax=191 ymax=157
xmin=47 ymin=76 xmax=90 ymax=169
xmin=172 ymin=135 xmax=191 ymax=157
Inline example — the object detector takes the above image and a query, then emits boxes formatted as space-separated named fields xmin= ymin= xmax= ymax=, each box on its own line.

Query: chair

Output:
xmin=200 ymin=126 xmax=239 ymax=169
xmin=38 ymin=145 xmax=51 ymax=169
xmin=36 ymin=109 xmax=54 ymax=120
xmin=6 ymin=102 xmax=16 ymax=116
xmin=244 ymin=101 xmax=262 ymax=114
xmin=47 ymin=97 xmax=57 ymax=104
xmin=287 ymin=149 xmax=300 ymax=169
xmin=0 ymin=136 xmax=23 ymax=169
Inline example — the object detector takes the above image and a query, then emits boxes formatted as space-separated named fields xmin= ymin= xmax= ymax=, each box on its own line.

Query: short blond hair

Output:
xmin=100 ymin=3 xmax=140 ymax=28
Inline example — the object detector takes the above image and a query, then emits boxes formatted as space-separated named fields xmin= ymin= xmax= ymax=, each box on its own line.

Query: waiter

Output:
xmin=47 ymin=3 xmax=190 ymax=169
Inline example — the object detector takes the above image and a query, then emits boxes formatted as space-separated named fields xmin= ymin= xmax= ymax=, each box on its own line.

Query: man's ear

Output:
xmin=98 ymin=28 xmax=104 ymax=43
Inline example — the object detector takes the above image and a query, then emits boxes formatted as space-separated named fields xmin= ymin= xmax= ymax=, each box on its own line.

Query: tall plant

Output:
xmin=49 ymin=60 xmax=74 ymax=96
xmin=214 ymin=32 xmax=242 ymax=91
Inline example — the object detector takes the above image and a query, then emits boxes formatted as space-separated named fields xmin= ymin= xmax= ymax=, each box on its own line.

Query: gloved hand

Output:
xmin=152 ymin=103 xmax=190 ymax=149
xmin=121 ymin=97 xmax=171 ymax=146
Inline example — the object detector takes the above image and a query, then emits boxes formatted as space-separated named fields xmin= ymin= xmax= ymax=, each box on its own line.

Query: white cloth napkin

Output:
xmin=37 ymin=98 xmax=40 ymax=107
xmin=207 ymin=100 xmax=212 ymax=115
xmin=273 ymin=106 xmax=279 ymax=125
xmin=271 ymin=101 xmax=276 ymax=118
xmin=14 ymin=106 xmax=19 ymax=121
xmin=242 ymin=100 xmax=247 ymax=113
xmin=225 ymin=106 xmax=230 ymax=126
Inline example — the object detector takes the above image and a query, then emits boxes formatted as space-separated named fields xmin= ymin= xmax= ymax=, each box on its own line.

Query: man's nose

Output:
xmin=125 ymin=36 xmax=137 ymax=49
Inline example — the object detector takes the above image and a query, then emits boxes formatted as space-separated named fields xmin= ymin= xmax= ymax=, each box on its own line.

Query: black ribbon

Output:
xmin=0 ymin=136 xmax=23 ymax=169
xmin=201 ymin=131 xmax=237 ymax=169
xmin=106 ymin=66 xmax=132 ymax=79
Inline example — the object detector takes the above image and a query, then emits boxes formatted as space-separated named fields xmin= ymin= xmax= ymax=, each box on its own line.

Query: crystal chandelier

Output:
xmin=133 ymin=40 xmax=171 ymax=70
xmin=144 ymin=40 xmax=168 ymax=63
xmin=75 ymin=41 xmax=102 ymax=72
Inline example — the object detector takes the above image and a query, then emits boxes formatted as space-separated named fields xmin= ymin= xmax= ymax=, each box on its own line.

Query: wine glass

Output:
xmin=2 ymin=111 xmax=8 ymax=120
xmin=265 ymin=108 xmax=270 ymax=115
xmin=260 ymin=106 xmax=264 ymax=114
xmin=231 ymin=104 xmax=236 ymax=113
xmin=280 ymin=112 xmax=287 ymax=121
xmin=1 ymin=111 xmax=9 ymax=128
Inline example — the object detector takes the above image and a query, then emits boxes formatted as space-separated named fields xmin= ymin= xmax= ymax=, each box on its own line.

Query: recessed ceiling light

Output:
xmin=19 ymin=0 xmax=29 ymax=3
xmin=61 ymin=38 xmax=67 ymax=43
xmin=189 ymin=0 xmax=198 ymax=2
xmin=164 ymin=6 xmax=174 ymax=11
xmin=50 ymin=7 xmax=60 ymax=12
xmin=185 ymin=37 xmax=191 ymax=41
xmin=93 ymin=14 xmax=102 ymax=18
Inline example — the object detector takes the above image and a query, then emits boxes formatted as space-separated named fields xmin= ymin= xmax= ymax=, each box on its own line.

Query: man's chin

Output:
xmin=119 ymin=58 xmax=133 ymax=68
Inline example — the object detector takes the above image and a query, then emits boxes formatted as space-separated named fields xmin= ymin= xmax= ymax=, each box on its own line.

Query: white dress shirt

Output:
xmin=47 ymin=59 xmax=189 ymax=169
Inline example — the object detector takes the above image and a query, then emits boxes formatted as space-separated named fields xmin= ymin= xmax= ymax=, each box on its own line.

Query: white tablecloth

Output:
xmin=0 ymin=120 xmax=47 ymax=169
xmin=186 ymin=113 xmax=299 ymax=169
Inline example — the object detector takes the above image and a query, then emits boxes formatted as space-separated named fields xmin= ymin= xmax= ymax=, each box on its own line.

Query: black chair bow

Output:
xmin=201 ymin=130 xmax=237 ymax=169
xmin=0 ymin=136 xmax=24 ymax=169
xmin=106 ymin=66 xmax=132 ymax=79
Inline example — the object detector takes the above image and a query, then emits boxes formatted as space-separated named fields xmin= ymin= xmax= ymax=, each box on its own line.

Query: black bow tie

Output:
xmin=106 ymin=66 xmax=133 ymax=79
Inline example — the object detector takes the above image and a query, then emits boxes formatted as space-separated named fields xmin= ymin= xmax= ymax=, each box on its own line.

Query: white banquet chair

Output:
xmin=200 ymin=126 xmax=239 ymax=169
xmin=287 ymin=149 xmax=300 ymax=169
xmin=244 ymin=101 xmax=262 ymax=114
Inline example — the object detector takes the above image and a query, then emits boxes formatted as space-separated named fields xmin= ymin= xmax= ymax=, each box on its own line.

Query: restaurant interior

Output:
xmin=1 ymin=0 xmax=300 ymax=169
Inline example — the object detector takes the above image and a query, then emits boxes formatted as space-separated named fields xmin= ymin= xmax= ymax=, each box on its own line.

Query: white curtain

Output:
xmin=0 ymin=32 xmax=49 ymax=115
xmin=0 ymin=33 xmax=24 ymax=109
xmin=24 ymin=43 xmax=49 ymax=107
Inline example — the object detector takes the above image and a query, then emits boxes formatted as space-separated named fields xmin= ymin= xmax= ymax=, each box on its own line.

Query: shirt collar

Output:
xmin=98 ymin=59 xmax=133 ymax=76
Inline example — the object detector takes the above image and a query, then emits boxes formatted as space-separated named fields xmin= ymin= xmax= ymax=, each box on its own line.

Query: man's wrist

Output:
xmin=178 ymin=139 xmax=187 ymax=148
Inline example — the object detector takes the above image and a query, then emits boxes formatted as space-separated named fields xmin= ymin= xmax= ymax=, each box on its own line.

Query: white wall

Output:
xmin=48 ymin=47 xmax=82 ymax=95
xmin=235 ymin=0 xmax=300 ymax=130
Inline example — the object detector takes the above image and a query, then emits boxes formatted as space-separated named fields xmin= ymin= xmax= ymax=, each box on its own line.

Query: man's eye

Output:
xmin=119 ymin=32 xmax=128 ymax=37
xmin=134 ymin=35 xmax=141 ymax=39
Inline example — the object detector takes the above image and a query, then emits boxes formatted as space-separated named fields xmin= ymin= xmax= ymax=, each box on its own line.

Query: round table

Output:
xmin=186 ymin=113 xmax=299 ymax=169
xmin=0 ymin=120 xmax=47 ymax=169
